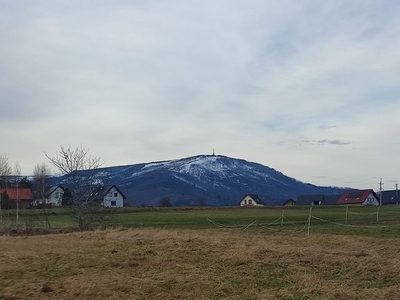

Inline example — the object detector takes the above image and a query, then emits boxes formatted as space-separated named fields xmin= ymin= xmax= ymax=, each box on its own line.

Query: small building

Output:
xmin=90 ymin=185 xmax=126 ymax=208
xmin=282 ymin=198 xmax=296 ymax=206
xmin=239 ymin=194 xmax=266 ymax=206
xmin=31 ymin=186 xmax=65 ymax=207
xmin=336 ymin=189 xmax=379 ymax=206
xmin=322 ymin=194 xmax=342 ymax=205
xmin=296 ymin=194 xmax=325 ymax=206
xmin=45 ymin=186 xmax=65 ymax=207
xmin=296 ymin=194 xmax=342 ymax=206
xmin=381 ymin=190 xmax=400 ymax=205
xmin=0 ymin=188 xmax=34 ymax=209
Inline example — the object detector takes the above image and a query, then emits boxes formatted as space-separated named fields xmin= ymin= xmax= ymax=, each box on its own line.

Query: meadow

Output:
xmin=1 ymin=206 xmax=400 ymax=299
xmin=2 ymin=205 xmax=400 ymax=237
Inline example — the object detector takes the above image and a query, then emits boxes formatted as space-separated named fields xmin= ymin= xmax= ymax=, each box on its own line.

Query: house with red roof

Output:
xmin=0 ymin=188 xmax=34 ymax=209
xmin=336 ymin=189 xmax=379 ymax=206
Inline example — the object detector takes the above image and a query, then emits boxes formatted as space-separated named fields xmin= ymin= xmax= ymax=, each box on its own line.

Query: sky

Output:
xmin=1 ymin=1 xmax=400 ymax=190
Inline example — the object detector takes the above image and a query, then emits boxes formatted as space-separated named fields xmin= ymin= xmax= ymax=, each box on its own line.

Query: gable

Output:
xmin=45 ymin=186 xmax=65 ymax=198
xmin=282 ymin=198 xmax=296 ymax=206
xmin=107 ymin=186 xmax=126 ymax=199
xmin=239 ymin=194 xmax=265 ymax=205
xmin=90 ymin=185 xmax=127 ymax=201
xmin=337 ymin=189 xmax=379 ymax=205
xmin=362 ymin=192 xmax=379 ymax=205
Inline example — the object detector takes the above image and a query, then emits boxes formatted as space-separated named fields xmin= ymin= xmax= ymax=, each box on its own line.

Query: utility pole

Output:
xmin=14 ymin=162 xmax=21 ymax=227
xmin=396 ymin=184 xmax=398 ymax=205
xmin=378 ymin=178 xmax=384 ymax=206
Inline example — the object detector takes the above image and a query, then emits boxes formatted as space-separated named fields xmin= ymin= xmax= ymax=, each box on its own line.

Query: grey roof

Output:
xmin=296 ymin=194 xmax=324 ymax=205
xmin=381 ymin=190 xmax=400 ymax=205
xmin=322 ymin=194 xmax=341 ymax=205
xmin=90 ymin=185 xmax=127 ymax=202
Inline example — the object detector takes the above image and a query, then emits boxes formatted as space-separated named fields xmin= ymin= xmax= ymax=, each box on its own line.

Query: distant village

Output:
xmin=0 ymin=183 xmax=126 ymax=210
xmin=240 ymin=188 xmax=400 ymax=207
xmin=3 ymin=149 xmax=398 ymax=209
xmin=1 ymin=177 xmax=399 ymax=209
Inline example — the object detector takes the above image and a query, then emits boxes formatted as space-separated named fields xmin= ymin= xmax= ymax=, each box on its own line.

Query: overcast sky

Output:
xmin=1 ymin=1 xmax=399 ymax=190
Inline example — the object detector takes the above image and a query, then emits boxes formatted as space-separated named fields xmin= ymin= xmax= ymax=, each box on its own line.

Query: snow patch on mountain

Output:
xmin=50 ymin=154 xmax=346 ymax=206
xmin=172 ymin=156 xmax=233 ymax=179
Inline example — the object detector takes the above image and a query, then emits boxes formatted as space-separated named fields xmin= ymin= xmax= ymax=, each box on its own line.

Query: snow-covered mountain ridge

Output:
xmin=53 ymin=155 xmax=345 ymax=206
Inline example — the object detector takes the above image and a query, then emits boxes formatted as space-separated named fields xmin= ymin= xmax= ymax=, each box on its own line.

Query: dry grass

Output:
xmin=1 ymin=229 xmax=400 ymax=299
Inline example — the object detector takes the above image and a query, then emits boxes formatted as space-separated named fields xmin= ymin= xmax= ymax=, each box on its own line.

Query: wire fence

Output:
xmin=206 ymin=206 xmax=400 ymax=236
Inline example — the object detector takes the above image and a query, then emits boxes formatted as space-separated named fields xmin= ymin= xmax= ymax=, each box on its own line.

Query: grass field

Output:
xmin=2 ymin=205 xmax=400 ymax=238
xmin=1 ymin=227 xmax=400 ymax=299
xmin=1 ymin=206 xmax=400 ymax=299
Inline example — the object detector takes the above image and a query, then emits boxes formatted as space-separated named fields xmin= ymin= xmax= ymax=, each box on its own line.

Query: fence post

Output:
xmin=281 ymin=209 xmax=284 ymax=227
xmin=376 ymin=206 xmax=379 ymax=223
xmin=345 ymin=206 xmax=348 ymax=225
xmin=307 ymin=207 xmax=312 ymax=236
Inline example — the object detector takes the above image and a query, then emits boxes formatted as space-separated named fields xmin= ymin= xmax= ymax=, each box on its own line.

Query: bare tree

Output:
xmin=0 ymin=154 xmax=12 ymax=187
xmin=159 ymin=196 xmax=172 ymax=207
xmin=0 ymin=154 xmax=11 ymax=223
xmin=33 ymin=163 xmax=51 ymax=228
xmin=45 ymin=145 xmax=103 ymax=231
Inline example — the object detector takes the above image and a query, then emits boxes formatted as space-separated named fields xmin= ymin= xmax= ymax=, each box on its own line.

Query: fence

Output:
xmin=206 ymin=206 xmax=400 ymax=237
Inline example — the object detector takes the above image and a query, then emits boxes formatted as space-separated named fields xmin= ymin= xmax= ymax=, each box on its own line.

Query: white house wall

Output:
xmin=103 ymin=187 xmax=124 ymax=208
xmin=362 ymin=192 xmax=379 ymax=206
xmin=46 ymin=187 xmax=64 ymax=206
xmin=239 ymin=195 xmax=264 ymax=206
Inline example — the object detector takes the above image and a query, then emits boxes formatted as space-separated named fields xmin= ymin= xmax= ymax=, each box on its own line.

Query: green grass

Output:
xmin=2 ymin=205 xmax=400 ymax=238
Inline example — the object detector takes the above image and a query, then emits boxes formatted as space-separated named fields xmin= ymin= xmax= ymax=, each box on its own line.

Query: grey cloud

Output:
xmin=304 ymin=139 xmax=352 ymax=146
xmin=318 ymin=125 xmax=337 ymax=130
xmin=0 ymin=1 xmax=399 ymax=190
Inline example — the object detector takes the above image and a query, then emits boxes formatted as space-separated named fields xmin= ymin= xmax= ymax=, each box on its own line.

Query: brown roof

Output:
xmin=0 ymin=188 xmax=34 ymax=201
xmin=336 ymin=189 xmax=378 ymax=205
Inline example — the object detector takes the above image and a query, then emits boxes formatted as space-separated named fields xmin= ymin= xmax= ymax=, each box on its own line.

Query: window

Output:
xmin=114 ymin=192 xmax=118 ymax=197
xmin=55 ymin=192 xmax=59 ymax=198
xmin=111 ymin=200 xmax=116 ymax=207
xmin=248 ymin=199 xmax=252 ymax=205
xmin=244 ymin=200 xmax=247 ymax=204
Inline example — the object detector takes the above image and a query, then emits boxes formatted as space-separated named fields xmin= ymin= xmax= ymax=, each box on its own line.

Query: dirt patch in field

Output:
xmin=1 ymin=228 xmax=400 ymax=299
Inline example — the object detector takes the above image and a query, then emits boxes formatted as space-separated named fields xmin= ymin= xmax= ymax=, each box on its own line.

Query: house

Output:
xmin=0 ymin=188 xmax=34 ymax=209
xmin=322 ymin=194 xmax=342 ymax=205
xmin=239 ymin=194 xmax=266 ymax=206
xmin=379 ymin=190 xmax=400 ymax=205
xmin=90 ymin=185 xmax=126 ymax=208
xmin=296 ymin=194 xmax=343 ymax=206
xmin=45 ymin=186 xmax=64 ymax=207
xmin=296 ymin=194 xmax=325 ymax=206
xmin=336 ymin=189 xmax=379 ymax=206
xmin=32 ymin=185 xmax=65 ymax=207
xmin=282 ymin=198 xmax=296 ymax=206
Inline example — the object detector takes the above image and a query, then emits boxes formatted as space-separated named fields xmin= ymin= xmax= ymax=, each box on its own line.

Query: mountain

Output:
xmin=52 ymin=155 xmax=345 ymax=207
